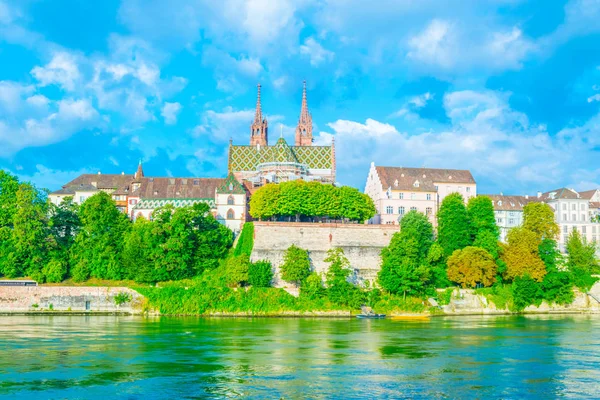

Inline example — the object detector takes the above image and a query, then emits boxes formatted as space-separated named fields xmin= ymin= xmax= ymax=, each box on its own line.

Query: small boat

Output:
xmin=356 ymin=313 xmax=386 ymax=319
xmin=390 ymin=315 xmax=430 ymax=321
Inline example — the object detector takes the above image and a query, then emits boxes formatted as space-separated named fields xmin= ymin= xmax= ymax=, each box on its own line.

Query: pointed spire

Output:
xmin=135 ymin=159 xmax=144 ymax=181
xmin=300 ymin=80 xmax=309 ymax=123
xmin=254 ymin=83 xmax=263 ymax=123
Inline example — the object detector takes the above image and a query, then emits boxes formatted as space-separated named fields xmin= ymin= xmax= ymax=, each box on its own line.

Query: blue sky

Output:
xmin=1 ymin=0 xmax=600 ymax=194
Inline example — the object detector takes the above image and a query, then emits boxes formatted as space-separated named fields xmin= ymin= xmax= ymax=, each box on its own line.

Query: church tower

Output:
xmin=295 ymin=80 xmax=313 ymax=146
xmin=250 ymin=83 xmax=268 ymax=147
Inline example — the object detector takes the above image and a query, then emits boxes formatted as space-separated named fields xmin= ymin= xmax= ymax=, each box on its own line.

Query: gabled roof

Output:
xmin=50 ymin=187 xmax=76 ymax=195
xmin=539 ymin=188 xmax=581 ymax=201
xmin=135 ymin=177 xmax=224 ymax=199
xmin=579 ymin=189 xmax=599 ymax=200
xmin=229 ymin=138 xmax=332 ymax=172
xmin=132 ymin=198 xmax=216 ymax=211
xmin=483 ymin=194 xmax=534 ymax=211
xmin=375 ymin=166 xmax=475 ymax=192
xmin=64 ymin=174 xmax=134 ymax=190
xmin=217 ymin=173 xmax=246 ymax=195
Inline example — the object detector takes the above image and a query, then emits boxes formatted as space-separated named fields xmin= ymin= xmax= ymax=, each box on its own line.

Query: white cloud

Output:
xmin=300 ymin=37 xmax=334 ymax=66
xmin=161 ymin=102 xmax=182 ymax=125
xmin=407 ymin=19 xmax=455 ymax=68
xmin=320 ymin=89 xmax=598 ymax=193
xmin=587 ymin=94 xmax=600 ymax=103
xmin=31 ymin=52 xmax=81 ymax=91
xmin=15 ymin=164 xmax=94 ymax=191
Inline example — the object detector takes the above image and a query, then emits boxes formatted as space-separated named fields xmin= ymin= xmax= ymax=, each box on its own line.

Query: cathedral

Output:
xmin=228 ymin=81 xmax=336 ymax=187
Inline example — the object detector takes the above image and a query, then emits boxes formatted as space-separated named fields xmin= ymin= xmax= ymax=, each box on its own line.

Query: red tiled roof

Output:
xmin=375 ymin=166 xmax=475 ymax=192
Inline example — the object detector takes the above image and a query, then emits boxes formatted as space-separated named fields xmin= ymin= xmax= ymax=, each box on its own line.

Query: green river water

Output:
xmin=0 ymin=315 xmax=599 ymax=399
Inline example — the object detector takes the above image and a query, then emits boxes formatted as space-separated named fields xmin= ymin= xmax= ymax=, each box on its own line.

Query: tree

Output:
xmin=501 ymin=227 xmax=547 ymax=282
xmin=437 ymin=193 xmax=471 ymax=257
xmin=467 ymin=196 xmax=499 ymax=240
xmin=226 ymin=254 xmax=250 ymax=287
xmin=234 ymin=222 xmax=254 ymax=257
xmin=301 ymin=272 xmax=325 ymax=299
xmin=427 ymin=242 xmax=451 ymax=288
xmin=69 ymin=192 xmax=131 ymax=282
xmin=122 ymin=217 xmax=161 ymax=283
xmin=11 ymin=184 xmax=50 ymax=281
xmin=280 ymin=245 xmax=311 ymax=286
xmin=378 ymin=211 xmax=433 ymax=297
xmin=522 ymin=202 xmax=559 ymax=241
xmin=566 ymin=229 xmax=599 ymax=273
xmin=447 ymin=246 xmax=497 ymax=288
xmin=249 ymin=183 xmax=280 ymax=221
xmin=324 ymin=248 xmax=355 ymax=306
xmin=538 ymin=238 xmax=563 ymax=272
xmin=248 ymin=260 xmax=273 ymax=287
xmin=0 ymin=170 xmax=20 ymax=228
xmin=49 ymin=197 xmax=80 ymax=250
xmin=512 ymin=275 xmax=543 ymax=311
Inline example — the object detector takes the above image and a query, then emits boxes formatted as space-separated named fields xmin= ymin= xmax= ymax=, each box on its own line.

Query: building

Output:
xmin=485 ymin=194 xmax=532 ymax=242
xmin=537 ymin=188 xmax=600 ymax=251
xmin=364 ymin=163 xmax=476 ymax=225
xmin=580 ymin=189 xmax=600 ymax=222
xmin=49 ymin=163 xmax=248 ymax=234
xmin=228 ymin=82 xmax=336 ymax=188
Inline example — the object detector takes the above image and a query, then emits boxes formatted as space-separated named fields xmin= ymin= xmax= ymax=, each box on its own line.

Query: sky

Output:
xmin=1 ymin=0 xmax=600 ymax=194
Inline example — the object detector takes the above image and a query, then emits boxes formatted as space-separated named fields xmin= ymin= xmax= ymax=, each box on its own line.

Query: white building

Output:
xmin=486 ymin=194 xmax=531 ymax=242
xmin=364 ymin=163 xmax=476 ymax=225
xmin=538 ymin=188 xmax=599 ymax=251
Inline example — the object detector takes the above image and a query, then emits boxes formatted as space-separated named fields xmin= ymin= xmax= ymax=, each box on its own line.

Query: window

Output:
xmin=563 ymin=225 xmax=568 ymax=233
xmin=410 ymin=193 xmax=416 ymax=200
xmin=572 ymin=214 xmax=576 ymax=221
xmin=497 ymin=218 xmax=503 ymax=224
xmin=582 ymin=226 xmax=587 ymax=234
xmin=79 ymin=196 xmax=86 ymax=203
xmin=227 ymin=209 xmax=235 ymax=220
xmin=434 ymin=185 xmax=438 ymax=191
xmin=413 ymin=180 xmax=420 ymax=188
xmin=229 ymin=183 xmax=233 ymax=191
xmin=227 ymin=195 xmax=235 ymax=205
xmin=572 ymin=204 xmax=576 ymax=211
xmin=563 ymin=214 xmax=567 ymax=221
xmin=581 ymin=204 xmax=586 ymax=211
xmin=509 ymin=218 xmax=515 ymax=225
xmin=426 ymin=194 xmax=432 ymax=201
xmin=398 ymin=206 xmax=405 ymax=215
xmin=593 ymin=236 xmax=597 ymax=243
xmin=593 ymin=226 xmax=597 ymax=234
xmin=399 ymin=192 xmax=404 ymax=200
xmin=386 ymin=206 xmax=393 ymax=214
xmin=563 ymin=235 xmax=568 ymax=243
xmin=458 ymin=186 xmax=462 ymax=191
xmin=466 ymin=187 xmax=471 ymax=193
xmin=426 ymin=207 xmax=432 ymax=215
xmin=410 ymin=207 xmax=417 ymax=212
xmin=562 ymin=204 xmax=566 ymax=210
xmin=582 ymin=214 xmax=586 ymax=222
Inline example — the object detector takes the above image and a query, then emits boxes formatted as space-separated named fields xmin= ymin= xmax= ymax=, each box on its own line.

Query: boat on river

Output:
xmin=356 ymin=313 xmax=386 ymax=319
xmin=390 ymin=315 xmax=430 ymax=321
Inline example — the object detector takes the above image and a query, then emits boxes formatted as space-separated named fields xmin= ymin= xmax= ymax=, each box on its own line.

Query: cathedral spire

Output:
xmin=134 ymin=159 xmax=144 ymax=181
xmin=295 ymin=80 xmax=313 ymax=146
xmin=250 ymin=83 xmax=268 ymax=147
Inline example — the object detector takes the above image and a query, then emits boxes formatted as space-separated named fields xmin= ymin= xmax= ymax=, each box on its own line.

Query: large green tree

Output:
xmin=378 ymin=211 xmax=433 ymax=297
xmin=447 ymin=246 xmax=497 ymax=288
xmin=437 ymin=193 xmax=471 ymax=257
xmin=324 ymin=248 xmax=356 ymax=306
xmin=522 ymin=202 xmax=559 ymax=241
xmin=467 ymin=196 xmax=500 ymax=258
xmin=280 ymin=244 xmax=311 ymax=286
xmin=566 ymin=229 xmax=599 ymax=273
xmin=501 ymin=227 xmax=547 ymax=282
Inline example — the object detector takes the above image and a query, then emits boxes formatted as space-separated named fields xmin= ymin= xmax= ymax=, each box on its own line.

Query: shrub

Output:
xmin=226 ymin=254 xmax=250 ymax=287
xmin=511 ymin=275 xmax=542 ymax=312
xmin=234 ymin=222 xmax=254 ymax=257
xmin=541 ymin=271 xmax=574 ymax=305
xmin=447 ymin=246 xmax=497 ymax=288
xmin=248 ymin=260 xmax=273 ymax=288
xmin=280 ymin=245 xmax=311 ymax=286
xmin=114 ymin=292 xmax=132 ymax=306
xmin=301 ymin=273 xmax=325 ymax=300
xmin=42 ymin=258 xmax=68 ymax=283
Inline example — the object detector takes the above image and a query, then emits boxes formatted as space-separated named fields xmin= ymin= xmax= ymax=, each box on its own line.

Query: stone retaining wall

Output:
xmin=0 ymin=286 xmax=144 ymax=314
xmin=251 ymin=222 xmax=398 ymax=286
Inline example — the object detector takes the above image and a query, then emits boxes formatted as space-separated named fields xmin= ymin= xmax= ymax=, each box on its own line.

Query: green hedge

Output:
xmin=233 ymin=222 xmax=254 ymax=257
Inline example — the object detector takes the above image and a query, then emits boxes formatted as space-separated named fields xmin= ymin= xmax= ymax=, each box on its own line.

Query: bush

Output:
xmin=511 ymin=275 xmax=542 ymax=312
xmin=114 ymin=292 xmax=132 ymax=306
xmin=301 ymin=273 xmax=325 ymax=300
xmin=226 ymin=254 xmax=250 ymax=287
xmin=280 ymin=245 xmax=311 ymax=286
xmin=42 ymin=257 xmax=68 ymax=283
xmin=541 ymin=271 xmax=574 ymax=305
xmin=447 ymin=246 xmax=497 ymax=288
xmin=248 ymin=260 xmax=273 ymax=288
xmin=571 ymin=266 xmax=598 ymax=292
xmin=234 ymin=222 xmax=254 ymax=257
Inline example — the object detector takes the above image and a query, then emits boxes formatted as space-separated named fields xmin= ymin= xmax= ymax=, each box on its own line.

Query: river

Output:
xmin=0 ymin=315 xmax=599 ymax=399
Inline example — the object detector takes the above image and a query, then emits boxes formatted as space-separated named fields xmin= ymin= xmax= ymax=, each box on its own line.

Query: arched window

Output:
xmin=227 ymin=195 xmax=234 ymax=205
xmin=227 ymin=209 xmax=235 ymax=220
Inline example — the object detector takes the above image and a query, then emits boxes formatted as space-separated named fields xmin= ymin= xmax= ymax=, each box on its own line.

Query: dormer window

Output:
xmin=413 ymin=180 xmax=420 ymax=188
xmin=229 ymin=183 xmax=233 ymax=191
xmin=394 ymin=179 xmax=398 ymax=187
xmin=498 ymin=200 xmax=503 ymax=206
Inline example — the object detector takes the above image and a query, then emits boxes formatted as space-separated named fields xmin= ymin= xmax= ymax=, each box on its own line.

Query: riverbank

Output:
xmin=2 ymin=282 xmax=600 ymax=317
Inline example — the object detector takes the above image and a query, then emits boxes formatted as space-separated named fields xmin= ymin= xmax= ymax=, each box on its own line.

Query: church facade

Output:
xmin=228 ymin=82 xmax=336 ymax=188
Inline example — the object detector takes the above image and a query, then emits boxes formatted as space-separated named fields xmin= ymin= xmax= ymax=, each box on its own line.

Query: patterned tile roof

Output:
xmin=217 ymin=173 xmax=246 ymax=195
xmin=376 ymin=166 xmax=475 ymax=192
xmin=229 ymin=138 xmax=332 ymax=172
xmin=133 ymin=198 xmax=216 ymax=210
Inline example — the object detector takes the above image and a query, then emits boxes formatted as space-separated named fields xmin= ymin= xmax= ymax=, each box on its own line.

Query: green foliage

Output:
xmin=427 ymin=242 xmax=451 ymax=288
xmin=226 ymin=254 xmax=250 ymax=287
xmin=522 ymin=202 xmax=559 ymax=241
xmin=436 ymin=287 xmax=455 ymax=306
xmin=324 ymin=248 xmax=362 ymax=307
xmin=248 ymin=260 xmax=273 ymax=288
xmin=249 ymin=180 xmax=375 ymax=223
xmin=437 ymin=193 xmax=471 ymax=257
xmin=511 ymin=275 xmax=543 ymax=312
xmin=541 ymin=271 xmax=574 ymax=305
xmin=467 ymin=196 xmax=499 ymax=241
xmin=379 ymin=211 xmax=433 ymax=297
xmin=571 ymin=267 xmax=598 ymax=292
xmin=114 ymin=292 xmax=132 ymax=306
xmin=300 ymin=273 xmax=325 ymax=300
xmin=234 ymin=222 xmax=254 ymax=257
xmin=501 ymin=227 xmax=547 ymax=282
xmin=538 ymin=238 xmax=563 ymax=272
xmin=280 ymin=245 xmax=311 ymax=286
xmin=42 ymin=256 xmax=68 ymax=283
xmin=0 ymin=170 xmax=20 ymax=228
xmin=447 ymin=246 xmax=497 ymax=288
xmin=566 ymin=229 xmax=599 ymax=274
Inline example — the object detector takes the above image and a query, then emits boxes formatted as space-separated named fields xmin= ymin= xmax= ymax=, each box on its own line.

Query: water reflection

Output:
xmin=0 ymin=315 xmax=599 ymax=399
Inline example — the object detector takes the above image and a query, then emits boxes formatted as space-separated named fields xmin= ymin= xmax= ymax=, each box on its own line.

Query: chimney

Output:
xmin=537 ymin=191 xmax=542 ymax=198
